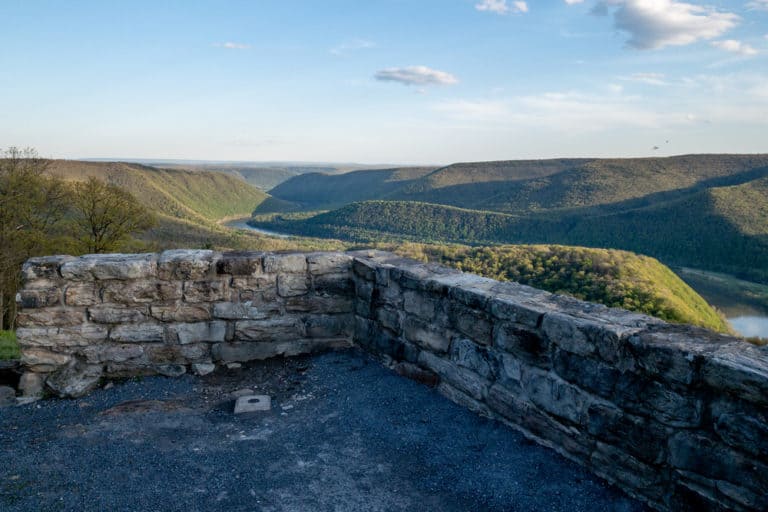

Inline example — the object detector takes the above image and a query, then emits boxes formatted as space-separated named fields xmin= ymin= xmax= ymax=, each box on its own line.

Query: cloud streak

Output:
xmin=375 ymin=66 xmax=458 ymax=86
xmin=475 ymin=0 xmax=528 ymax=15
xmin=330 ymin=39 xmax=376 ymax=56
xmin=213 ymin=42 xmax=251 ymax=50
xmin=711 ymin=39 xmax=758 ymax=55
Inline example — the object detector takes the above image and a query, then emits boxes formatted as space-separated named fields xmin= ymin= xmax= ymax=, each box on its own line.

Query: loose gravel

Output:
xmin=0 ymin=348 xmax=647 ymax=512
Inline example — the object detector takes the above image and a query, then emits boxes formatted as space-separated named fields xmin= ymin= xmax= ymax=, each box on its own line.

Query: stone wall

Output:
xmin=351 ymin=251 xmax=768 ymax=512
xmin=16 ymin=249 xmax=768 ymax=511
xmin=16 ymin=250 xmax=354 ymax=397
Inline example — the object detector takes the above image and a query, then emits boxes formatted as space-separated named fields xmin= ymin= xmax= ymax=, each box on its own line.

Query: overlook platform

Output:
xmin=0 ymin=349 xmax=645 ymax=512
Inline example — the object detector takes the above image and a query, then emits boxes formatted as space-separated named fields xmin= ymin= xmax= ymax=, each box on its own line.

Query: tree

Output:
xmin=69 ymin=177 xmax=155 ymax=254
xmin=0 ymin=147 xmax=68 ymax=329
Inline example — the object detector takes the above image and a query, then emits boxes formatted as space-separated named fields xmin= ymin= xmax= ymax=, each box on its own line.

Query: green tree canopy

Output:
xmin=0 ymin=147 xmax=68 ymax=328
xmin=68 ymin=177 xmax=156 ymax=254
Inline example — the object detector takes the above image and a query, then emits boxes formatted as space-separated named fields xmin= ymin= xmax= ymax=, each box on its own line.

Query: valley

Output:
xmin=9 ymin=154 xmax=767 ymax=339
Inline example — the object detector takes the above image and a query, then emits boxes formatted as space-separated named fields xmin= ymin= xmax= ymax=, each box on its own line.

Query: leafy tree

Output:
xmin=0 ymin=147 xmax=68 ymax=328
xmin=68 ymin=177 xmax=155 ymax=254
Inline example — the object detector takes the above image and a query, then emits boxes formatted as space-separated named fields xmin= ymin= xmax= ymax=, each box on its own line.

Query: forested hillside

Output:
xmin=393 ymin=243 xmax=731 ymax=333
xmin=265 ymin=154 xmax=768 ymax=213
xmin=49 ymin=160 xmax=269 ymax=223
xmin=253 ymin=172 xmax=768 ymax=283
xmin=256 ymin=167 xmax=437 ymax=212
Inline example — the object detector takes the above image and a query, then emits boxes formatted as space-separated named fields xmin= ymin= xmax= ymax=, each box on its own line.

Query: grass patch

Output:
xmin=0 ymin=331 xmax=20 ymax=360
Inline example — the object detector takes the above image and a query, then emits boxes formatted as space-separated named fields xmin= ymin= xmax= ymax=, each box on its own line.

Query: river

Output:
xmin=224 ymin=218 xmax=292 ymax=238
xmin=676 ymin=268 xmax=768 ymax=339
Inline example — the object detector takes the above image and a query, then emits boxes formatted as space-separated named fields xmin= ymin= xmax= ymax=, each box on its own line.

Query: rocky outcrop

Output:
xmin=15 ymin=249 xmax=768 ymax=511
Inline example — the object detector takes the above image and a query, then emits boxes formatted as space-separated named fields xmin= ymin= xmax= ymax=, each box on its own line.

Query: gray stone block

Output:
xmin=103 ymin=280 xmax=182 ymax=304
xmin=172 ymin=321 xmax=227 ymax=344
xmin=307 ymin=252 xmax=352 ymax=276
xmin=21 ymin=255 xmax=75 ymax=281
xmin=83 ymin=344 xmax=145 ymax=364
xmin=234 ymin=394 xmax=271 ymax=413
xmin=16 ymin=307 xmax=86 ymax=327
xmin=150 ymin=304 xmax=212 ymax=322
xmin=216 ymin=251 xmax=264 ymax=276
xmin=110 ymin=323 xmax=165 ymax=343
xmin=703 ymin=343 xmax=768 ymax=407
xmin=263 ymin=253 xmax=307 ymax=274
xmin=522 ymin=367 xmax=591 ymax=425
xmin=45 ymin=359 xmax=103 ymax=398
xmin=17 ymin=325 xmax=109 ymax=347
xmin=183 ymin=279 xmax=230 ymax=303
xmin=61 ymin=253 xmax=157 ymax=281
xmin=403 ymin=317 xmax=450 ymax=353
xmin=17 ymin=286 xmax=63 ymax=308
xmin=64 ymin=283 xmax=100 ymax=306
xmin=192 ymin=363 xmax=216 ymax=376
xmin=277 ymin=273 xmax=309 ymax=297
xmin=158 ymin=249 xmax=217 ymax=280
xmin=88 ymin=306 xmax=147 ymax=324
xmin=18 ymin=372 xmax=44 ymax=397
xmin=234 ymin=318 xmax=303 ymax=342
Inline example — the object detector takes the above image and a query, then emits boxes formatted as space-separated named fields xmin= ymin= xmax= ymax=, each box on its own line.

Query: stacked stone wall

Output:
xmin=16 ymin=250 xmax=354 ymax=396
xmin=15 ymin=249 xmax=768 ymax=511
xmin=351 ymin=251 xmax=768 ymax=512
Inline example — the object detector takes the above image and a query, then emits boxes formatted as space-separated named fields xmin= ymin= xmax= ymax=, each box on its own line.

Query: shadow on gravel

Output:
xmin=0 ymin=348 xmax=648 ymax=512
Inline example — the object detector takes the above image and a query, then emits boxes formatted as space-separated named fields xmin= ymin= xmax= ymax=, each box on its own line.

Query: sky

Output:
xmin=1 ymin=0 xmax=767 ymax=164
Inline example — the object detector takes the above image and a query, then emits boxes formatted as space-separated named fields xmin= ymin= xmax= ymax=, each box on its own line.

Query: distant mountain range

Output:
xmin=82 ymin=158 xmax=414 ymax=191
xmin=251 ymin=154 xmax=768 ymax=283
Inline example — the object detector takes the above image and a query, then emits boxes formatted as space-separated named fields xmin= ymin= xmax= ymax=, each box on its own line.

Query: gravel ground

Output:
xmin=0 ymin=348 xmax=647 ymax=512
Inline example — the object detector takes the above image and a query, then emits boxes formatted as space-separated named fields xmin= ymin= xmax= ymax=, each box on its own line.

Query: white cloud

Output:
xmin=623 ymin=72 xmax=669 ymax=85
xmin=711 ymin=39 xmax=758 ymax=55
xmin=565 ymin=0 xmax=585 ymax=4
xmin=747 ymin=0 xmax=768 ymax=11
xmin=330 ymin=39 xmax=376 ymax=56
xmin=475 ymin=0 xmax=528 ymax=14
xmin=597 ymin=0 xmax=739 ymax=49
xmin=374 ymin=66 xmax=458 ymax=86
xmin=213 ymin=42 xmax=251 ymax=50
xmin=513 ymin=1 xmax=529 ymax=13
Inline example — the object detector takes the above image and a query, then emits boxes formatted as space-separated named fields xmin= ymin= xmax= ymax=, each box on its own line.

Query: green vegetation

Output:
xmin=48 ymin=160 xmax=269 ymax=224
xmin=0 ymin=152 xmax=750 ymax=342
xmin=257 ymin=167 xmax=437 ymax=212
xmin=255 ymin=175 xmax=768 ymax=284
xmin=388 ymin=243 xmax=731 ymax=333
xmin=258 ymin=154 xmax=768 ymax=282
xmin=0 ymin=330 xmax=19 ymax=360
xmin=68 ymin=177 xmax=156 ymax=254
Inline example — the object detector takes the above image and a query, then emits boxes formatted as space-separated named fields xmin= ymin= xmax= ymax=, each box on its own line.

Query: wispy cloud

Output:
xmin=594 ymin=0 xmax=739 ymax=49
xmin=564 ymin=0 xmax=585 ymax=4
xmin=622 ymin=72 xmax=669 ymax=86
xmin=747 ymin=0 xmax=768 ymax=11
xmin=475 ymin=0 xmax=528 ymax=15
xmin=711 ymin=39 xmax=759 ymax=55
xmin=213 ymin=42 xmax=251 ymax=50
xmin=330 ymin=39 xmax=376 ymax=56
xmin=375 ymin=66 xmax=458 ymax=86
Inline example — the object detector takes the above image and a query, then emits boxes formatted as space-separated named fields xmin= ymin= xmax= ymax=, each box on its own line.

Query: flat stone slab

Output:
xmin=234 ymin=394 xmax=271 ymax=414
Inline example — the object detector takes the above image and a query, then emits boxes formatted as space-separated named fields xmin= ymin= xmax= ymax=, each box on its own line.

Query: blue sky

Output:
xmin=1 ymin=0 xmax=766 ymax=164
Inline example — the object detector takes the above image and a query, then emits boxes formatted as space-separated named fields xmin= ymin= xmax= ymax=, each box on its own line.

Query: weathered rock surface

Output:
xmin=45 ymin=359 xmax=103 ymax=398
